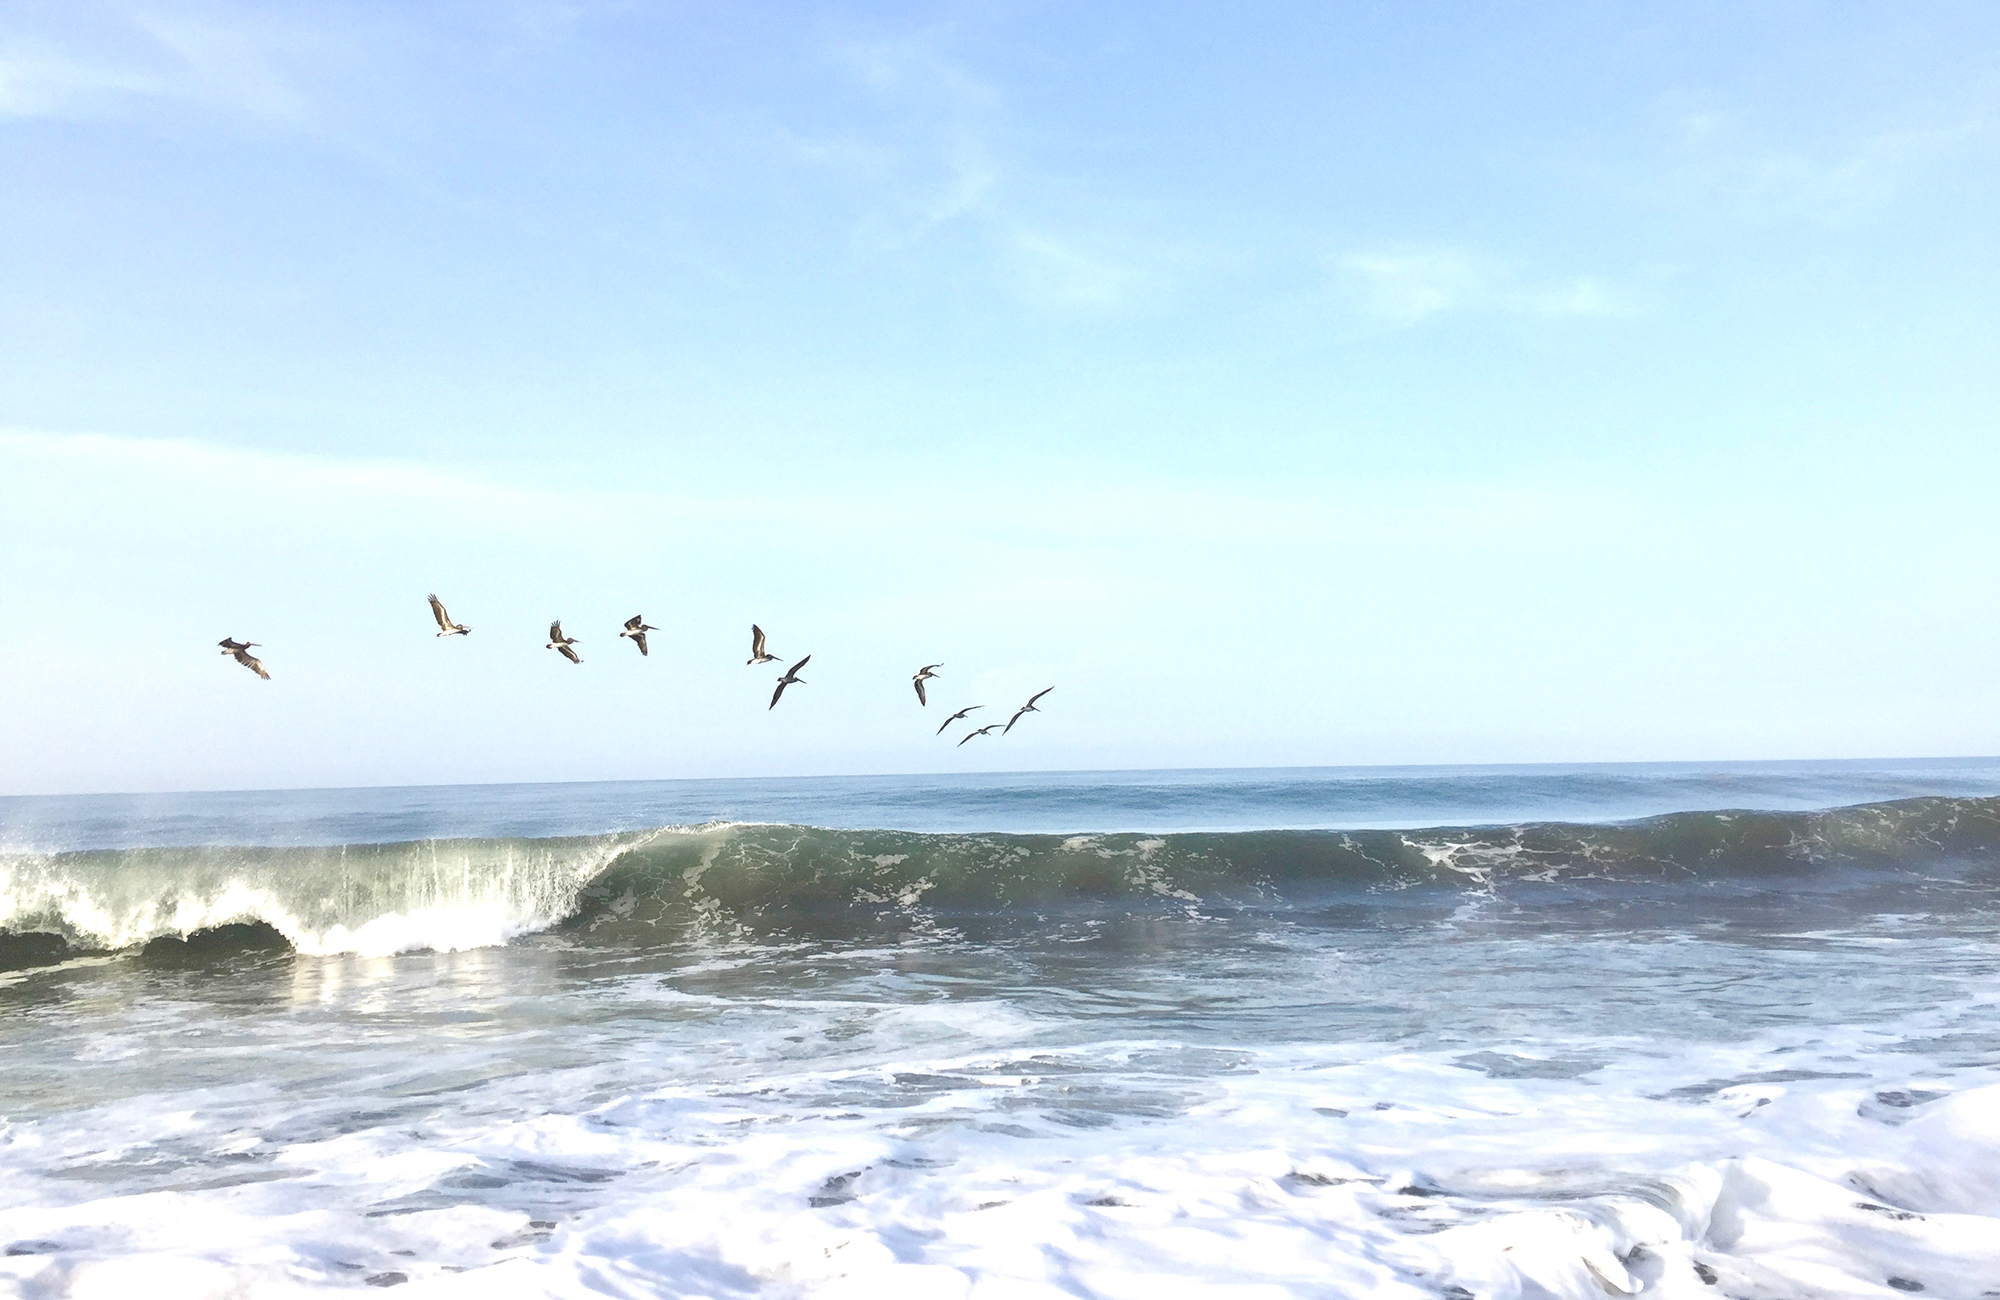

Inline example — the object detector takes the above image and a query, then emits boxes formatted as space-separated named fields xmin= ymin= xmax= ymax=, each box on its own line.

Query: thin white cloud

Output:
xmin=126 ymin=6 xmax=308 ymax=120
xmin=0 ymin=3 xmax=310 ymax=122
xmin=798 ymin=31 xmax=1004 ymax=251
xmin=1008 ymin=230 xmax=1139 ymax=310
xmin=0 ymin=427 xmax=1600 ymax=556
xmin=1339 ymin=246 xmax=1618 ymax=326
xmin=1651 ymin=90 xmax=1987 ymax=226
xmin=0 ymin=37 xmax=159 ymax=117
xmin=802 ymin=29 xmax=1193 ymax=314
xmin=0 ymin=428 xmax=538 ymax=510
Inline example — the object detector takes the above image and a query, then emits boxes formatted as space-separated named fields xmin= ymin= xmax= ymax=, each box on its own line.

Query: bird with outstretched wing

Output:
xmin=769 ymin=655 xmax=811 ymax=709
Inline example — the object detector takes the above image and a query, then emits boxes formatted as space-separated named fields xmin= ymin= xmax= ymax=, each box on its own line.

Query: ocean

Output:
xmin=4 ymin=760 xmax=2000 ymax=1298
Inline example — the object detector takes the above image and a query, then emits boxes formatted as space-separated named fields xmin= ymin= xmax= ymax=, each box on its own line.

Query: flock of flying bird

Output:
xmin=215 ymin=595 xmax=1055 ymax=746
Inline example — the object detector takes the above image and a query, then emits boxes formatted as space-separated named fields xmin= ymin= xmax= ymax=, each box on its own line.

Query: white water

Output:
xmin=4 ymin=770 xmax=1999 ymax=1298
xmin=4 ymin=910 xmax=1999 ymax=1298
xmin=0 ymin=832 xmax=659 ymax=957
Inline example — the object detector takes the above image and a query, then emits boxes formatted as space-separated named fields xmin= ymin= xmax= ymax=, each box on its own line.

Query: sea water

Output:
xmin=4 ymin=761 xmax=2000 ymax=1298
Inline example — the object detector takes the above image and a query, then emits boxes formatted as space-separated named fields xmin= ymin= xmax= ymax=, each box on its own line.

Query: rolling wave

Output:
xmin=4 ymin=795 xmax=1999 ymax=961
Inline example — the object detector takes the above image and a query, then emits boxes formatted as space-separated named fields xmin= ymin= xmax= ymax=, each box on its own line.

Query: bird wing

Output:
xmin=1003 ymin=707 xmax=1028 ymax=734
xmin=234 ymin=649 xmax=269 ymax=679
xmin=751 ymin=624 xmax=767 ymax=656
xmin=1028 ymin=687 xmax=1054 ymax=707
xmin=956 ymin=728 xmax=980 ymax=746
xmin=549 ymin=621 xmax=564 ymax=642
xmin=788 ymin=655 xmax=811 ymax=678
xmin=769 ymin=679 xmax=788 ymax=709
xmin=558 ymin=644 xmax=581 ymax=664
xmin=914 ymin=678 xmax=927 ymax=706
xmin=634 ymin=631 xmax=649 ymax=656
xmin=624 ymin=614 xmax=642 ymax=631
xmin=429 ymin=595 xmax=450 ymax=630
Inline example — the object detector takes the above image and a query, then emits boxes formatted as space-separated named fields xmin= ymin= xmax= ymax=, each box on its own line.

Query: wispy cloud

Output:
xmin=0 ymin=3 xmax=311 ymax=122
xmin=1006 ymin=230 xmax=1142 ymax=310
xmin=0 ymin=36 xmax=158 ymax=117
xmin=1338 ymin=246 xmax=1617 ymax=326
xmin=125 ymin=6 xmax=309 ymax=119
xmin=1650 ymin=90 xmax=1987 ymax=226
xmin=0 ymin=428 xmax=543 ymax=513
xmin=792 ymin=28 xmax=1196 ymax=314
xmin=792 ymin=31 xmax=1003 ymax=251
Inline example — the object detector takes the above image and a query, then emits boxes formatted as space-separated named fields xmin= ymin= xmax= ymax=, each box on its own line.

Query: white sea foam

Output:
xmin=6 ymin=1043 xmax=1998 ymax=1298
xmin=2 ymin=936 xmax=1997 ymax=1299
xmin=6 ymin=777 xmax=2000 ymax=1298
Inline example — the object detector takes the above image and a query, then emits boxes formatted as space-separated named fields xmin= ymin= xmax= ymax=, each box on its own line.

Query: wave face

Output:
xmin=6 ymin=795 xmax=2000 ymax=957
xmin=0 ymin=832 xmax=652 ymax=957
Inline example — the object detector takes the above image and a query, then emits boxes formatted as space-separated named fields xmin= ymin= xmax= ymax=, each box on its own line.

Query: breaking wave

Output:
xmin=5 ymin=795 xmax=2000 ymax=960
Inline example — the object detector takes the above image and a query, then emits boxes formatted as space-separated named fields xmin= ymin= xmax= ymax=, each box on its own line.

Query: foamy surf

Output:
xmin=4 ymin=769 xmax=1998 ymax=1298
xmin=3 ymin=943 xmax=1996 ymax=1298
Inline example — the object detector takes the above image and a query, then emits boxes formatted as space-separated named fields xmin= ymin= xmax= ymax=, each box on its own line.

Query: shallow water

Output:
xmin=4 ymin=763 xmax=1999 ymax=1297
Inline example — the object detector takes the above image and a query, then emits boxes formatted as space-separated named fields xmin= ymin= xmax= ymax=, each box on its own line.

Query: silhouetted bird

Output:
xmin=1004 ymin=687 xmax=1053 ymax=734
xmin=747 ymin=624 xmax=778 ymax=665
xmin=912 ymin=663 xmax=942 ymax=705
xmin=936 ymin=704 xmax=982 ymax=735
xmin=769 ymin=655 xmax=811 ymax=709
xmin=957 ymin=723 xmax=1002 ymax=747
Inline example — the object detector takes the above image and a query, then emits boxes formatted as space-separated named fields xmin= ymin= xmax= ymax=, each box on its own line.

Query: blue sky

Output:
xmin=2 ymin=1 xmax=1997 ymax=793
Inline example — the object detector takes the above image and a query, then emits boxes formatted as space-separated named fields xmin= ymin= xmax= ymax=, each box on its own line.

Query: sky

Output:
xmin=2 ymin=0 xmax=1998 ymax=794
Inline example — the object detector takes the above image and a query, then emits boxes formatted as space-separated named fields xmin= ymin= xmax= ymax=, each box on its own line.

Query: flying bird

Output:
xmin=1004 ymin=687 xmax=1054 ymax=735
xmin=912 ymin=663 xmax=942 ymax=706
xmin=427 ymin=594 xmax=470 ymax=637
xmin=936 ymin=704 xmax=982 ymax=735
xmin=769 ymin=655 xmax=811 ymax=709
xmin=620 ymin=615 xmax=657 ymax=656
xmin=957 ymin=723 xmax=1002 ymax=747
xmin=546 ymin=622 xmax=582 ymax=664
xmin=218 ymin=638 xmax=269 ymax=680
xmin=746 ymin=624 xmax=778 ymax=665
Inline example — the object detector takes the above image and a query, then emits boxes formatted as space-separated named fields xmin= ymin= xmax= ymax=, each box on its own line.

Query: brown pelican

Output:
xmin=620 ymin=615 xmax=657 ymax=656
xmin=912 ymin=664 xmax=941 ymax=706
xmin=218 ymin=639 xmax=269 ymax=680
xmin=546 ymin=622 xmax=582 ymax=664
xmin=936 ymin=704 xmax=982 ymax=735
xmin=1003 ymin=687 xmax=1053 ymax=734
xmin=769 ymin=655 xmax=810 ymax=709
xmin=427 ymin=594 xmax=470 ymax=637
xmin=747 ymin=624 xmax=777 ymax=665
xmin=956 ymin=722 xmax=1002 ymax=747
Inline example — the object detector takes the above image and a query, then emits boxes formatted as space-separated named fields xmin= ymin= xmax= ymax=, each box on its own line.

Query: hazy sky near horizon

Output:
xmin=3 ymin=1 xmax=1998 ymax=794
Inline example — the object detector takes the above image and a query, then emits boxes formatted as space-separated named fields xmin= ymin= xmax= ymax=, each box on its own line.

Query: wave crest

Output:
xmin=0 ymin=831 xmax=654 ymax=958
xmin=5 ymin=795 xmax=2000 ymax=958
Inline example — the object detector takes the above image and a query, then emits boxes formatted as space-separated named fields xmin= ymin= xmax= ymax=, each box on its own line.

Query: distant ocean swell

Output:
xmin=5 ymin=795 xmax=2000 ymax=961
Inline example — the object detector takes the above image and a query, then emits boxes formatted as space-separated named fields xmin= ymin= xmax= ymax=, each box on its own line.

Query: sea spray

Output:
xmin=0 ymin=830 xmax=659 ymax=956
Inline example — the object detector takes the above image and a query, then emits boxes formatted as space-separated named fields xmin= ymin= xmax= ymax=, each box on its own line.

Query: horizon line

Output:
xmin=6 ymin=752 xmax=1999 ymax=803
